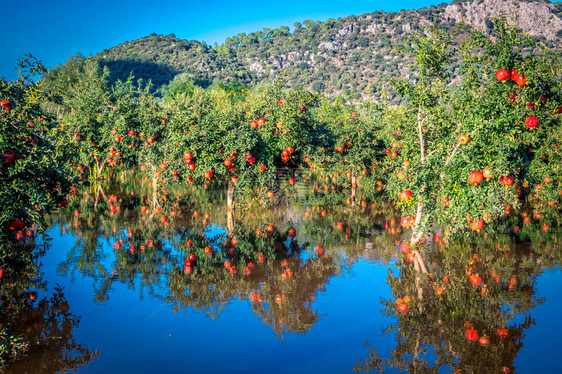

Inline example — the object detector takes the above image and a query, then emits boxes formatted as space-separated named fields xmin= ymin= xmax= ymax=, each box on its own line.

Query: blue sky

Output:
xmin=0 ymin=0 xmax=457 ymax=80
xmin=3 ymin=0 xmax=549 ymax=81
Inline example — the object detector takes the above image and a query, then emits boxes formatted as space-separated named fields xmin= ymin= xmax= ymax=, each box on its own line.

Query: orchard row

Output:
xmin=1 ymin=20 xmax=561 ymax=250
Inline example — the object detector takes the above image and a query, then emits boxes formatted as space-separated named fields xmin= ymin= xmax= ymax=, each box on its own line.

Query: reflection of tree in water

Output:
xmin=2 ymin=288 xmax=98 ymax=374
xmin=50 ymin=177 xmax=562 ymax=357
xmin=167 ymin=226 xmax=342 ymax=337
xmin=56 ymin=226 xmax=175 ymax=304
xmin=250 ymin=255 xmax=338 ymax=337
xmin=53 ymin=181 xmax=178 ymax=303
xmin=0 ymin=241 xmax=96 ymax=372
xmin=168 ymin=252 xmax=339 ymax=338
xmin=353 ymin=229 xmax=562 ymax=374
xmin=50 ymin=177 xmax=417 ymax=341
xmin=51 ymin=181 xmax=348 ymax=337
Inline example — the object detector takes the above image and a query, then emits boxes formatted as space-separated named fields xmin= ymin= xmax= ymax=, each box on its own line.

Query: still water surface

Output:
xmin=4 ymin=183 xmax=562 ymax=373
xmin=37 ymin=228 xmax=398 ymax=373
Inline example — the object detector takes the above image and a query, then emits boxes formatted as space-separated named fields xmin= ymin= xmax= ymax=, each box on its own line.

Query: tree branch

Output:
xmin=418 ymin=105 xmax=426 ymax=164
xmin=444 ymin=142 xmax=461 ymax=167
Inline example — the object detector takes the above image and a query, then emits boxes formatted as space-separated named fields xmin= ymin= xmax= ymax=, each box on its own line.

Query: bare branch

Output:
xmin=418 ymin=105 xmax=426 ymax=164
xmin=444 ymin=142 xmax=461 ymax=167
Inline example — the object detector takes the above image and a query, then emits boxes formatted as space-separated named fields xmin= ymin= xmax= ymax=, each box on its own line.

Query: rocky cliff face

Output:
xmin=443 ymin=0 xmax=562 ymax=41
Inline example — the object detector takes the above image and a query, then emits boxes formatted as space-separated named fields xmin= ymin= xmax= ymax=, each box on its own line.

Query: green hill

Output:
xmin=77 ymin=0 xmax=562 ymax=100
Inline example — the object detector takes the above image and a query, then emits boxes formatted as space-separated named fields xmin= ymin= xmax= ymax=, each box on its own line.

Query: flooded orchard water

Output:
xmin=3 ymin=178 xmax=562 ymax=373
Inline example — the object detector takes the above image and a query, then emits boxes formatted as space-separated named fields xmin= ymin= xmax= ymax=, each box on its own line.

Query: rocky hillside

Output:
xmin=85 ymin=0 xmax=562 ymax=100
xmin=444 ymin=0 xmax=562 ymax=41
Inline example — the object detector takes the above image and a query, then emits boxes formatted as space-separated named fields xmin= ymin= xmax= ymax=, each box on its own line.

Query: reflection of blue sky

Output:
xmin=41 ymin=224 xmax=398 ymax=373
xmin=515 ymin=267 xmax=562 ymax=372
xmin=39 ymin=224 xmax=562 ymax=373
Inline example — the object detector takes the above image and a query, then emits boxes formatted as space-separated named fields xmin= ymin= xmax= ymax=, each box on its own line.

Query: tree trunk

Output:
xmin=413 ymin=250 xmax=429 ymax=275
xmin=416 ymin=273 xmax=425 ymax=313
xmin=410 ymin=104 xmax=430 ymax=275
xmin=152 ymin=165 xmax=159 ymax=210
xmin=227 ymin=181 xmax=235 ymax=236
xmin=410 ymin=200 xmax=426 ymax=244
xmin=413 ymin=257 xmax=425 ymax=297
xmin=95 ymin=157 xmax=106 ymax=179
xmin=97 ymin=183 xmax=108 ymax=201
xmin=414 ymin=332 xmax=421 ymax=373
xmin=417 ymin=105 xmax=426 ymax=163
xmin=94 ymin=185 xmax=100 ymax=211
xmin=94 ymin=183 xmax=108 ymax=211
xmin=410 ymin=201 xmax=430 ymax=275
xmin=350 ymin=173 xmax=357 ymax=205
xmin=413 ymin=258 xmax=426 ymax=315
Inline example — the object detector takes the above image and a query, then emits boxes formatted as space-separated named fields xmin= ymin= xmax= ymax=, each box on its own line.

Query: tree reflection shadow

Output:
xmin=353 ymin=229 xmax=562 ymax=374
xmin=0 ymin=240 xmax=97 ymax=372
